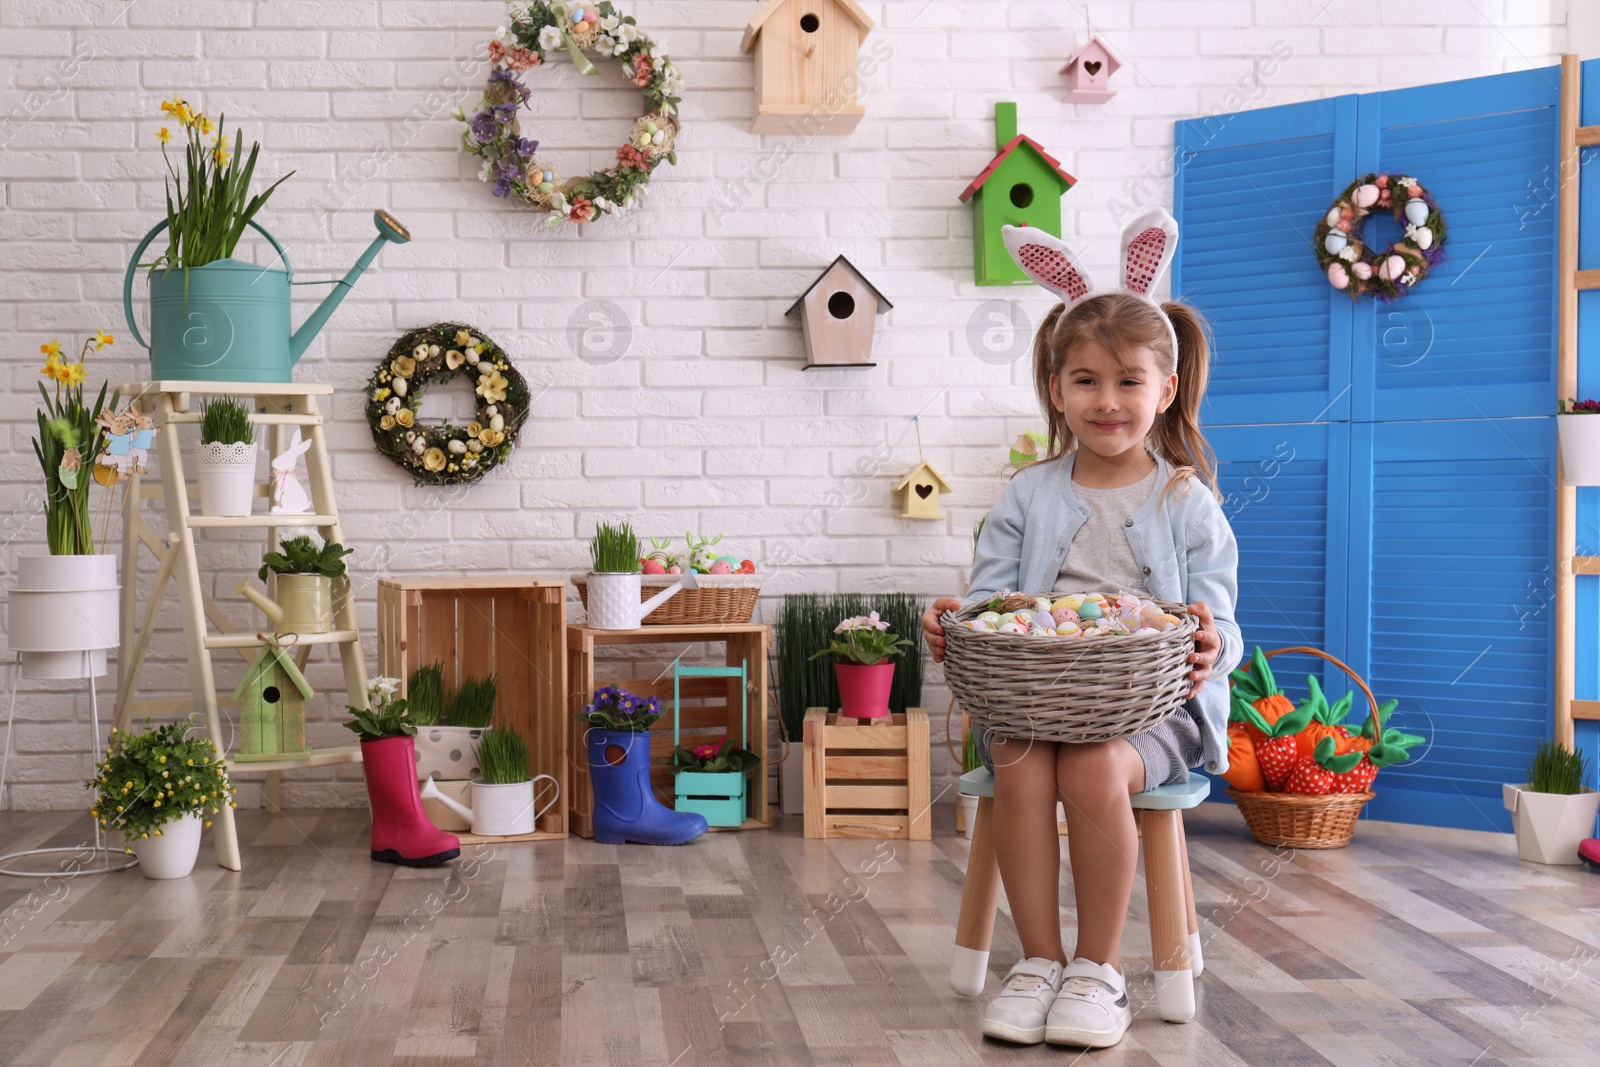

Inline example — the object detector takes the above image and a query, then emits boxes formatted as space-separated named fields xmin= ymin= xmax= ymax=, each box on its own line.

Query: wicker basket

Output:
xmin=938 ymin=595 xmax=1198 ymax=744
xmin=1227 ymin=646 xmax=1383 ymax=849
xmin=574 ymin=574 xmax=761 ymax=626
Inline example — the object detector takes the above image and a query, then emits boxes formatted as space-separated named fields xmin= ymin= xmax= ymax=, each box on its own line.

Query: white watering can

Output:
xmin=420 ymin=774 xmax=559 ymax=836
xmin=583 ymin=569 xmax=696 ymax=630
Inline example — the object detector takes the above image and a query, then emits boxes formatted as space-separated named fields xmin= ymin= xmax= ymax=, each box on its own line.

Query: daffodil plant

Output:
xmin=33 ymin=333 xmax=120 ymax=555
xmin=85 ymin=715 xmax=236 ymax=851
xmin=145 ymin=96 xmax=293 ymax=273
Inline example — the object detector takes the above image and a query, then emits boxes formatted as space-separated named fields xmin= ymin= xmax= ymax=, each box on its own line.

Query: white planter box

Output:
xmin=7 ymin=554 xmax=120 ymax=679
xmin=1558 ymin=414 xmax=1600 ymax=486
xmin=1503 ymin=782 xmax=1600 ymax=865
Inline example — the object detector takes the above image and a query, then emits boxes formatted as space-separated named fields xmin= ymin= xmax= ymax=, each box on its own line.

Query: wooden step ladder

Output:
xmin=114 ymin=381 xmax=367 ymax=871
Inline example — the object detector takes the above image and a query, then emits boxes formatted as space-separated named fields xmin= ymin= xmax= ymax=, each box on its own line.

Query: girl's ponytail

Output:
xmin=1154 ymin=301 xmax=1219 ymax=497
xmin=1029 ymin=302 xmax=1070 ymax=464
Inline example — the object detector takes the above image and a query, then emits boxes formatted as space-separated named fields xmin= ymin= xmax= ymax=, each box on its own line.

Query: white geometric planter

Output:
xmin=1503 ymin=782 xmax=1600 ymax=865
xmin=132 ymin=812 xmax=203 ymax=879
xmin=197 ymin=440 xmax=258 ymax=517
xmin=7 ymin=554 xmax=120 ymax=679
xmin=582 ymin=572 xmax=681 ymax=630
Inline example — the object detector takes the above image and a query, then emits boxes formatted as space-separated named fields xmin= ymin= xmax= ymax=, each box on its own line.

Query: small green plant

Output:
xmin=1528 ymin=740 xmax=1590 ymax=795
xmin=258 ymin=536 xmax=353 ymax=580
xmin=575 ymin=685 xmax=662 ymax=732
xmin=407 ymin=661 xmax=445 ymax=727
xmin=86 ymin=715 xmax=235 ymax=850
xmin=971 ymin=517 xmax=986 ymax=562
xmin=669 ymin=737 xmax=761 ymax=775
xmin=342 ymin=676 xmax=415 ymax=739
xmin=475 ymin=727 xmax=531 ymax=784
xmin=199 ymin=396 xmax=254 ymax=446
xmin=589 ymin=520 xmax=640 ymax=573
xmin=448 ymin=674 xmax=498 ymax=728
xmin=810 ymin=612 xmax=915 ymax=666
xmin=962 ymin=729 xmax=983 ymax=773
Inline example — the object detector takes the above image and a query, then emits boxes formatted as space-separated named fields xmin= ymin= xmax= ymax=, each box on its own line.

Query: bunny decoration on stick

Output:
xmin=269 ymin=429 xmax=314 ymax=515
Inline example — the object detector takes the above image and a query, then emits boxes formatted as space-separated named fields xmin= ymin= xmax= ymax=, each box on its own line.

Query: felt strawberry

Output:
xmin=1284 ymin=756 xmax=1337 ymax=795
xmin=1220 ymin=723 xmax=1266 ymax=792
xmin=1230 ymin=647 xmax=1298 ymax=744
xmin=1292 ymin=736 xmax=1372 ymax=795
xmin=1235 ymin=695 xmax=1314 ymax=792
xmin=1293 ymin=675 xmax=1356 ymax=760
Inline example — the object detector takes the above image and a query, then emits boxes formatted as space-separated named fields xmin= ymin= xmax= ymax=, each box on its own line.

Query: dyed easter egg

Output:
xmin=1078 ymin=599 xmax=1102 ymax=620
xmin=1328 ymin=263 xmax=1349 ymax=289
xmin=1052 ymin=608 xmax=1079 ymax=627
xmin=1052 ymin=595 xmax=1083 ymax=613
xmin=997 ymin=613 xmax=1016 ymax=626
xmin=978 ymin=611 xmax=1001 ymax=624
xmin=583 ymin=10 xmax=599 ymax=22
xmin=998 ymin=621 xmax=1028 ymax=635
xmin=572 ymin=8 xmax=585 ymax=22
xmin=966 ymin=619 xmax=993 ymax=631
xmin=709 ymin=560 xmax=732 ymax=574
xmin=538 ymin=181 xmax=554 ymax=193
xmin=1404 ymin=199 xmax=1429 ymax=226
xmin=1035 ymin=597 xmax=1053 ymax=614
xmin=1413 ymin=227 xmax=1433 ymax=250
xmin=1056 ymin=621 xmax=1081 ymax=636
xmin=1353 ymin=184 xmax=1379 ymax=208
xmin=1323 ymin=231 xmax=1348 ymax=254
xmin=1351 ymin=261 xmax=1371 ymax=280
xmin=645 ymin=121 xmax=659 ymax=134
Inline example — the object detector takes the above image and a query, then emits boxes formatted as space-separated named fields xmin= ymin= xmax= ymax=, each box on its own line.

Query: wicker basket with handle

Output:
xmin=938 ymin=594 xmax=1198 ymax=744
xmin=574 ymin=573 xmax=761 ymax=626
xmin=1227 ymin=645 xmax=1382 ymax=850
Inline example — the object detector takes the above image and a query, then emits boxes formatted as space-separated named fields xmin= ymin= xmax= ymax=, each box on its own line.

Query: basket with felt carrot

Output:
xmin=1222 ymin=646 xmax=1423 ymax=849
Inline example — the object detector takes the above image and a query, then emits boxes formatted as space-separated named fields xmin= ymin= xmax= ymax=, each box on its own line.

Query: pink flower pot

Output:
xmin=836 ymin=661 xmax=895 ymax=720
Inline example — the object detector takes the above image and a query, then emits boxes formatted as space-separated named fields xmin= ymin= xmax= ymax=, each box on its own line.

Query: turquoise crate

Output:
xmin=674 ymin=770 xmax=747 ymax=827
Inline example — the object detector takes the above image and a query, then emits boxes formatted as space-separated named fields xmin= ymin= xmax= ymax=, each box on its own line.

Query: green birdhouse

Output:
xmin=959 ymin=102 xmax=1077 ymax=286
xmin=230 ymin=643 xmax=314 ymax=762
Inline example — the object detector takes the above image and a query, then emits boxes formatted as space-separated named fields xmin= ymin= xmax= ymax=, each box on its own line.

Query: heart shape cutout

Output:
xmin=914 ymin=484 xmax=933 ymax=499
xmin=1083 ymin=60 xmax=1102 ymax=76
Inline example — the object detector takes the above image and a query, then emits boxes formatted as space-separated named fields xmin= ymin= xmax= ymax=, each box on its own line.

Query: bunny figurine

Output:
xmin=269 ymin=429 xmax=314 ymax=514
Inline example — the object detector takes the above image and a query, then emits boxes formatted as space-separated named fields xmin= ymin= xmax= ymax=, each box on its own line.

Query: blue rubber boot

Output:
xmin=586 ymin=728 xmax=708 ymax=845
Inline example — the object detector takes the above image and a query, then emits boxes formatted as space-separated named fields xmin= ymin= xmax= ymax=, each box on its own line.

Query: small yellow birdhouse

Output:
xmin=786 ymin=255 xmax=892 ymax=369
xmin=894 ymin=461 xmax=952 ymax=520
xmin=740 ymin=0 xmax=876 ymax=135
xmin=230 ymin=643 xmax=314 ymax=762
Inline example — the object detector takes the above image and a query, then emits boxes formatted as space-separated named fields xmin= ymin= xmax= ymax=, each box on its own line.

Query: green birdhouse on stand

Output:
xmin=231 ymin=643 xmax=314 ymax=762
xmin=959 ymin=102 xmax=1077 ymax=285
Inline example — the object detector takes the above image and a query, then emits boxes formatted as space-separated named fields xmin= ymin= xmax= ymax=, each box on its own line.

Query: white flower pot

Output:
xmin=1503 ymin=783 xmax=1600 ymax=865
xmin=420 ymin=775 xmax=559 ymax=836
xmin=414 ymin=725 xmax=488 ymax=782
xmin=197 ymin=440 xmax=258 ymax=517
xmin=132 ymin=812 xmax=203 ymax=879
xmin=1558 ymin=414 xmax=1600 ymax=486
xmin=959 ymin=794 xmax=979 ymax=840
xmin=7 ymin=554 xmax=119 ymax=679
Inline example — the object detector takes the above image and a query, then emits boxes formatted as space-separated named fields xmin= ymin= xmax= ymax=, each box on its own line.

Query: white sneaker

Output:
xmin=1044 ymin=957 xmax=1132 ymax=1047
xmin=980 ymin=957 xmax=1064 ymax=1044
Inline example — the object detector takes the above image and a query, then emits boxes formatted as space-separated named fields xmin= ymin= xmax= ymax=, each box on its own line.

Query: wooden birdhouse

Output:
xmin=1059 ymin=34 xmax=1122 ymax=103
xmin=785 ymin=255 xmax=892 ymax=369
xmin=959 ymin=102 xmax=1077 ymax=286
xmin=740 ymin=0 xmax=875 ymax=135
xmin=230 ymin=644 xmax=313 ymax=762
xmin=894 ymin=461 xmax=952 ymax=520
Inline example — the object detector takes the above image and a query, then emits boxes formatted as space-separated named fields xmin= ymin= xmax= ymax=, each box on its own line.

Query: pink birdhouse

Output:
xmin=1059 ymin=34 xmax=1122 ymax=104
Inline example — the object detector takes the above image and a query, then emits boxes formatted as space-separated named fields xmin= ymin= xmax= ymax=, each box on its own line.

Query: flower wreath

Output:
xmin=1313 ymin=173 xmax=1447 ymax=301
xmin=365 ymin=323 xmax=530 ymax=485
xmin=458 ymin=1 xmax=683 ymax=225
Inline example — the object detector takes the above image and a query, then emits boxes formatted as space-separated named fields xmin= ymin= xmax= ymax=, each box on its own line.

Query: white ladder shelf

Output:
xmin=114 ymin=381 xmax=367 ymax=872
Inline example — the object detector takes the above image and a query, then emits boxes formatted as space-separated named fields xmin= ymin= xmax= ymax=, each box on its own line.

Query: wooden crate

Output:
xmin=566 ymin=622 xmax=770 ymax=838
xmin=803 ymin=708 xmax=931 ymax=840
xmin=376 ymin=575 xmax=568 ymax=839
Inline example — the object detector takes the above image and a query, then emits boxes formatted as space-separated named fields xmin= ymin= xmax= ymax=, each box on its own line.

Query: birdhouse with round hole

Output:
xmin=1059 ymin=34 xmax=1122 ymax=103
xmin=894 ymin=461 xmax=952 ymax=520
xmin=959 ymin=102 xmax=1077 ymax=286
xmin=230 ymin=643 xmax=313 ymax=762
xmin=740 ymin=0 xmax=876 ymax=135
xmin=786 ymin=255 xmax=892 ymax=369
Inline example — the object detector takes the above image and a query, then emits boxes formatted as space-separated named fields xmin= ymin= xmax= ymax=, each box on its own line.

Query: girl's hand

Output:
xmin=1186 ymin=600 xmax=1220 ymax=699
xmin=922 ymin=597 xmax=963 ymax=663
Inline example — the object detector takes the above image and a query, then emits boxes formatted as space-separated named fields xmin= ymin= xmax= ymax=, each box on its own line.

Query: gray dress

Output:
xmin=975 ymin=465 xmax=1203 ymax=792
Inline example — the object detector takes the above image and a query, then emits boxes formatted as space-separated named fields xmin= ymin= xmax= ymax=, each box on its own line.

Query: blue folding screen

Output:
xmin=1175 ymin=67 xmax=1571 ymax=831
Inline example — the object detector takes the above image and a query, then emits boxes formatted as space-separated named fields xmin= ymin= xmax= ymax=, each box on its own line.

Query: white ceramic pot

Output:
xmin=197 ymin=440 xmax=258 ymax=517
xmin=959 ymin=794 xmax=979 ymax=841
xmin=7 ymin=554 xmax=120 ymax=679
xmin=132 ymin=812 xmax=203 ymax=879
xmin=1503 ymin=783 xmax=1600 ymax=865
xmin=1558 ymin=414 xmax=1600 ymax=486
xmin=779 ymin=743 xmax=804 ymax=816
xmin=583 ymin=572 xmax=681 ymax=630
xmin=414 ymin=725 xmax=487 ymax=782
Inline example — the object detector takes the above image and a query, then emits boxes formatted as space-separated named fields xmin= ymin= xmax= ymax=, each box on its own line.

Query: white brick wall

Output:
xmin=0 ymin=1 xmax=1574 ymax=810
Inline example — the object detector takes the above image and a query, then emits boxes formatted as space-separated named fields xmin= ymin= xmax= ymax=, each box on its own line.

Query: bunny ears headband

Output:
xmin=1001 ymin=207 xmax=1181 ymax=356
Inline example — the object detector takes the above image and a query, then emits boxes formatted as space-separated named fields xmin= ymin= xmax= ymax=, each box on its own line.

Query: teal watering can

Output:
xmin=122 ymin=209 xmax=410 ymax=383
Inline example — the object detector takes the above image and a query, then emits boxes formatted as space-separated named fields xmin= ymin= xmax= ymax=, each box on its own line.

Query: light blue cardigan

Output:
xmin=964 ymin=451 xmax=1243 ymax=775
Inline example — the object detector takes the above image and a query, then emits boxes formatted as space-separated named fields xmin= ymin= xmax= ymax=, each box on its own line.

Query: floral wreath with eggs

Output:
xmin=365 ymin=323 xmax=530 ymax=485
xmin=458 ymin=0 xmax=682 ymax=225
xmin=1314 ymin=173 xmax=1446 ymax=300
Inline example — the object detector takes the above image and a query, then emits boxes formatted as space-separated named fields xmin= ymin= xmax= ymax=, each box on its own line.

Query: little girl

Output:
xmin=922 ymin=211 xmax=1242 ymax=1049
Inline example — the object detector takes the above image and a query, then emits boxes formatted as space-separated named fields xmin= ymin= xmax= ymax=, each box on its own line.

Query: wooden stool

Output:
xmin=949 ymin=767 xmax=1207 ymax=1022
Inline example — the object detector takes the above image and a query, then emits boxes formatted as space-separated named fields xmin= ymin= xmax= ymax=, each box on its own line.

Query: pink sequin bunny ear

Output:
xmin=1119 ymin=207 xmax=1179 ymax=297
xmin=1002 ymin=225 xmax=1095 ymax=305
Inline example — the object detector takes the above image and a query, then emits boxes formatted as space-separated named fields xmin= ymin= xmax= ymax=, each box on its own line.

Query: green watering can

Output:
xmin=122 ymin=209 xmax=411 ymax=383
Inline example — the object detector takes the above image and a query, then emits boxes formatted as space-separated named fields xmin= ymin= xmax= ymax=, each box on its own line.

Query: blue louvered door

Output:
xmin=1175 ymin=68 xmax=1562 ymax=831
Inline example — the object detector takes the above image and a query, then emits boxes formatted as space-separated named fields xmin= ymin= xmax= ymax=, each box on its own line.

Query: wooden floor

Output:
xmin=0 ymin=800 xmax=1597 ymax=1066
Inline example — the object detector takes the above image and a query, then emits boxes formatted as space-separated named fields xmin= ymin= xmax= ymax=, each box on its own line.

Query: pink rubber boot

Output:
xmin=361 ymin=735 xmax=460 ymax=866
